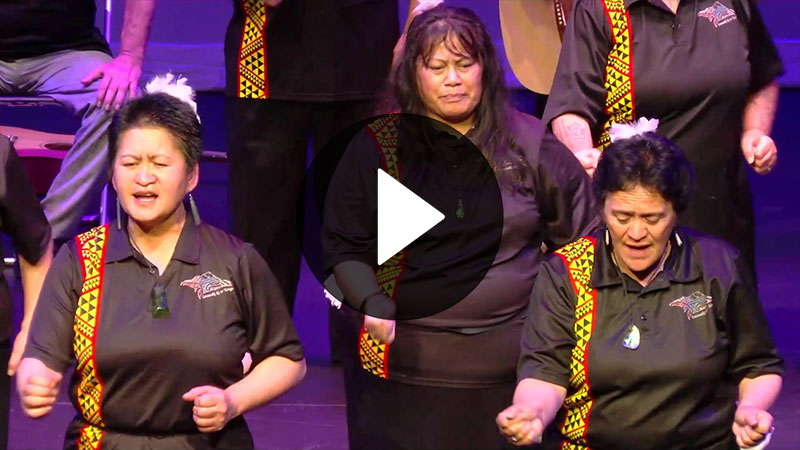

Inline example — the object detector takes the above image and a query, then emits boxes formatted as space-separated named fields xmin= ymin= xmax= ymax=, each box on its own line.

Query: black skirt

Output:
xmin=335 ymin=310 xmax=527 ymax=450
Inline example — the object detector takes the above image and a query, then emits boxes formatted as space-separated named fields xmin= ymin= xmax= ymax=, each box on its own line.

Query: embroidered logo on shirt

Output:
xmin=181 ymin=272 xmax=234 ymax=299
xmin=669 ymin=291 xmax=713 ymax=320
xmin=698 ymin=1 xmax=737 ymax=28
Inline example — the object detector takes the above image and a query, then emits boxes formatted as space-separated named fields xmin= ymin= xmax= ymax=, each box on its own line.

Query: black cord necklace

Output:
xmin=128 ymin=234 xmax=170 ymax=319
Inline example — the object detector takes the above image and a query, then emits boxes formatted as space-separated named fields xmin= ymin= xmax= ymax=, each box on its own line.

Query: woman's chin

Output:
xmin=126 ymin=214 xmax=162 ymax=231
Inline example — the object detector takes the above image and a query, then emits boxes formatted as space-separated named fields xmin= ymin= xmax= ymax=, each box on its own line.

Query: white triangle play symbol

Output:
xmin=377 ymin=169 xmax=444 ymax=265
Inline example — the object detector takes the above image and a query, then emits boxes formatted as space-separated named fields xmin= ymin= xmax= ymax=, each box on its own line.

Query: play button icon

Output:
xmin=299 ymin=114 xmax=503 ymax=320
xmin=377 ymin=169 xmax=444 ymax=265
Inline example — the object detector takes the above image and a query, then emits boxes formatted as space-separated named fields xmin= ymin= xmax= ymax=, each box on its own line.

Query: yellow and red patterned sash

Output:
xmin=555 ymin=237 xmax=598 ymax=450
xmin=597 ymin=0 xmax=635 ymax=150
xmin=357 ymin=115 xmax=404 ymax=379
xmin=73 ymin=225 xmax=109 ymax=450
xmin=237 ymin=0 xmax=268 ymax=99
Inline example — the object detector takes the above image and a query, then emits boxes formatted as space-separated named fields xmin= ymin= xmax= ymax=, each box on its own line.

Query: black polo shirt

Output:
xmin=224 ymin=0 xmax=398 ymax=101
xmin=542 ymin=0 xmax=783 ymax=268
xmin=519 ymin=227 xmax=783 ymax=450
xmin=0 ymin=0 xmax=110 ymax=61
xmin=543 ymin=0 xmax=783 ymax=145
xmin=25 ymin=217 xmax=304 ymax=448
xmin=0 ymin=137 xmax=52 ymax=342
xmin=322 ymin=112 xmax=600 ymax=387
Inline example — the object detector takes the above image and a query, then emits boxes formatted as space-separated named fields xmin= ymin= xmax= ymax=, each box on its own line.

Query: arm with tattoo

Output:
xmin=552 ymin=113 xmax=593 ymax=152
xmin=551 ymin=113 xmax=600 ymax=176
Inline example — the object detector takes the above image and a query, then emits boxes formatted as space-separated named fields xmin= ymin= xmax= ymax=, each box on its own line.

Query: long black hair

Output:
xmin=388 ymin=5 xmax=529 ymax=189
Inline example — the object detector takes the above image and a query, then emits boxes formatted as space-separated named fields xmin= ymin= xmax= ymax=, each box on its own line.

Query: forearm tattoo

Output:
xmin=554 ymin=115 xmax=594 ymax=152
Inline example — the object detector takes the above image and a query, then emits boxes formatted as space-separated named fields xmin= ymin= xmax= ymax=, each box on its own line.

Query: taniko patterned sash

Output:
xmin=554 ymin=237 xmax=598 ymax=450
xmin=237 ymin=0 xmax=268 ymax=99
xmin=73 ymin=225 xmax=109 ymax=450
xmin=598 ymin=0 xmax=635 ymax=150
xmin=357 ymin=115 xmax=405 ymax=379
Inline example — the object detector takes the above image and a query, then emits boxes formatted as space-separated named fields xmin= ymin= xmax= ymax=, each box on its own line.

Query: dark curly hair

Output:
xmin=108 ymin=93 xmax=203 ymax=170
xmin=593 ymin=133 xmax=695 ymax=213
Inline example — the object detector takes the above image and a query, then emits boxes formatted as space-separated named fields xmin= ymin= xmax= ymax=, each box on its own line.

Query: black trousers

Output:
xmin=225 ymin=98 xmax=376 ymax=314
xmin=1 ymin=340 xmax=10 ymax=450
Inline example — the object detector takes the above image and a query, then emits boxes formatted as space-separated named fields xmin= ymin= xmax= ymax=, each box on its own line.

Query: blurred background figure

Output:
xmin=0 ymin=135 xmax=53 ymax=450
xmin=224 ymin=0 xmax=398 ymax=315
xmin=0 ymin=0 xmax=156 ymax=244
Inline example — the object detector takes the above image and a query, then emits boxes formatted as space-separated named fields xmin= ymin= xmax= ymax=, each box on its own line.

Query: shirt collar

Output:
xmin=105 ymin=208 xmax=201 ymax=265
xmin=590 ymin=226 xmax=700 ymax=289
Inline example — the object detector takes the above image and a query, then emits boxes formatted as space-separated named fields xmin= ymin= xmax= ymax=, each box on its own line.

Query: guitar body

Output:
xmin=499 ymin=0 xmax=572 ymax=95
xmin=0 ymin=125 xmax=74 ymax=196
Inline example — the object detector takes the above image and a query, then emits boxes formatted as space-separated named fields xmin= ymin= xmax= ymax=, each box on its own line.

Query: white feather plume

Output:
xmin=608 ymin=117 xmax=659 ymax=143
xmin=413 ymin=0 xmax=444 ymax=15
xmin=144 ymin=73 xmax=200 ymax=123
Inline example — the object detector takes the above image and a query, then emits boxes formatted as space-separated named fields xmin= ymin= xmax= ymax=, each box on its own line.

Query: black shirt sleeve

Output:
xmin=23 ymin=243 xmax=80 ymax=373
xmin=542 ymin=0 xmax=611 ymax=137
xmin=321 ymin=130 xmax=380 ymax=271
xmin=534 ymin=131 xmax=602 ymax=251
xmin=237 ymin=244 xmax=304 ymax=365
xmin=737 ymin=0 xmax=784 ymax=92
xmin=720 ymin=251 xmax=783 ymax=381
xmin=0 ymin=137 xmax=51 ymax=264
xmin=517 ymin=256 xmax=576 ymax=388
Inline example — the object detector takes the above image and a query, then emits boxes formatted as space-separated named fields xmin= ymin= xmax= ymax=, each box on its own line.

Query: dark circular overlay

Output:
xmin=299 ymin=114 xmax=503 ymax=320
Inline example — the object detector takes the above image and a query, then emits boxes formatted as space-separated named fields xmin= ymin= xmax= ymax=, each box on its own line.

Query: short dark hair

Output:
xmin=593 ymin=133 xmax=695 ymax=213
xmin=108 ymin=93 xmax=203 ymax=169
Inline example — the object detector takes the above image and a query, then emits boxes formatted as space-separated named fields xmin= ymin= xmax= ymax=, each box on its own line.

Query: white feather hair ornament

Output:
xmin=144 ymin=73 xmax=200 ymax=123
xmin=413 ymin=0 xmax=444 ymax=15
xmin=608 ymin=117 xmax=659 ymax=143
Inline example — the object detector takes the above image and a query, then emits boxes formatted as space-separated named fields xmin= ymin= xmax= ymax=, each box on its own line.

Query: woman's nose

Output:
xmin=135 ymin=165 xmax=155 ymax=184
xmin=627 ymin=221 xmax=647 ymax=240
xmin=444 ymin=66 xmax=461 ymax=85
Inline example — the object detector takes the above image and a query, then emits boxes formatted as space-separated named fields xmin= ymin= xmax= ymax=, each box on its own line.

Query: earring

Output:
xmin=675 ymin=230 xmax=683 ymax=247
xmin=116 ymin=196 xmax=122 ymax=230
xmin=189 ymin=194 xmax=201 ymax=225
xmin=605 ymin=228 xmax=611 ymax=246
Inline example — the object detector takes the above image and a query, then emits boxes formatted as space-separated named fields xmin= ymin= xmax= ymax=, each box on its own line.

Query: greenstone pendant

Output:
xmin=455 ymin=198 xmax=465 ymax=221
xmin=622 ymin=324 xmax=640 ymax=350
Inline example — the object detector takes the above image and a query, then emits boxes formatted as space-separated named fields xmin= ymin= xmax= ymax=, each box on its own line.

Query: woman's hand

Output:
xmin=182 ymin=386 xmax=238 ymax=433
xmin=16 ymin=358 xmax=63 ymax=418
xmin=496 ymin=404 xmax=546 ymax=446
xmin=364 ymin=315 xmax=395 ymax=344
xmin=741 ymin=130 xmax=777 ymax=174
xmin=733 ymin=404 xmax=773 ymax=448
